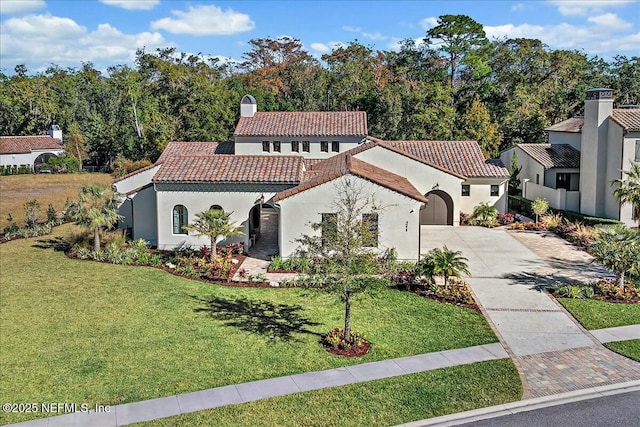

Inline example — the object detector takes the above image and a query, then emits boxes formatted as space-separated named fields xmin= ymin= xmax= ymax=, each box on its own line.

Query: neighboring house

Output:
xmin=114 ymin=95 xmax=509 ymax=260
xmin=0 ymin=125 xmax=65 ymax=172
xmin=500 ymin=88 xmax=640 ymax=227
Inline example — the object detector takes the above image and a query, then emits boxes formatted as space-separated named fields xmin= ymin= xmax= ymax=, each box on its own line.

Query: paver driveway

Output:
xmin=420 ymin=226 xmax=640 ymax=398
xmin=420 ymin=226 xmax=596 ymax=357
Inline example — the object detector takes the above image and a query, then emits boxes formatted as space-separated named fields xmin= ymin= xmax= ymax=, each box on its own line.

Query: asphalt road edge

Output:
xmin=396 ymin=380 xmax=640 ymax=427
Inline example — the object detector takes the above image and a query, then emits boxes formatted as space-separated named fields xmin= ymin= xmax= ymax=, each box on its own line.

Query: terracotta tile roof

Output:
xmin=153 ymin=155 xmax=304 ymax=184
xmin=517 ymin=144 xmax=581 ymax=169
xmin=611 ymin=109 xmax=640 ymax=131
xmin=234 ymin=111 xmax=368 ymax=137
xmin=383 ymin=140 xmax=509 ymax=178
xmin=0 ymin=135 xmax=64 ymax=154
xmin=156 ymin=141 xmax=233 ymax=163
xmin=273 ymin=154 xmax=427 ymax=203
xmin=545 ymin=117 xmax=584 ymax=133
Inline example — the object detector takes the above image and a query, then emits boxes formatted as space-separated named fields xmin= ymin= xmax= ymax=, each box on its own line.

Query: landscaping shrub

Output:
xmin=556 ymin=280 xmax=640 ymax=302
xmin=497 ymin=212 xmax=514 ymax=225
xmin=459 ymin=212 xmax=470 ymax=225
xmin=539 ymin=213 xmax=563 ymax=230
xmin=469 ymin=203 xmax=498 ymax=227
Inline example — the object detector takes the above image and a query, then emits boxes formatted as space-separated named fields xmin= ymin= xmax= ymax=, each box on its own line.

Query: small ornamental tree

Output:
xmin=612 ymin=161 xmax=640 ymax=227
xmin=589 ymin=225 xmax=640 ymax=290
xmin=424 ymin=245 xmax=471 ymax=288
xmin=509 ymin=151 xmax=522 ymax=196
xmin=296 ymin=177 xmax=385 ymax=345
xmin=24 ymin=199 xmax=40 ymax=228
xmin=184 ymin=208 xmax=244 ymax=261
xmin=531 ymin=198 xmax=549 ymax=224
xmin=66 ymin=185 xmax=123 ymax=251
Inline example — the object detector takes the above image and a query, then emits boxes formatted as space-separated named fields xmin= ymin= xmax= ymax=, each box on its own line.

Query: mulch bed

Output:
xmin=548 ymin=289 xmax=640 ymax=304
xmin=324 ymin=341 xmax=371 ymax=357
xmin=416 ymin=290 xmax=482 ymax=312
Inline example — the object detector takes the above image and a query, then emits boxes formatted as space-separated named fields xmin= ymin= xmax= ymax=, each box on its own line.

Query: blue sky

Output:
xmin=1 ymin=0 xmax=639 ymax=74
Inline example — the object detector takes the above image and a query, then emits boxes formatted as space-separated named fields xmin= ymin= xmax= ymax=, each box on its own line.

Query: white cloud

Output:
xmin=420 ymin=17 xmax=438 ymax=30
xmin=485 ymin=19 xmax=640 ymax=54
xmin=587 ymin=13 xmax=632 ymax=30
xmin=151 ymin=4 xmax=254 ymax=36
xmin=511 ymin=3 xmax=525 ymax=11
xmin=98 ymin=0 xmax=159 ymax=11
xmin=547 ymin=0 xmax=636 ymax=16
xmin=341 ymin=25 xmax=387 ymax=41
xmin=0 ymin=14 xmax=166 ymax=71
xmin=0 ymin=0 xmax=45 ymax=15
xmin=310 ymin=41 xmax=345 ymax=56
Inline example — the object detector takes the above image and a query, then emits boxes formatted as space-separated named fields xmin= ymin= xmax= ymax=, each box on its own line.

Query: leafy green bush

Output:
xmin=469 ymin=203 xmax=498 ymax=227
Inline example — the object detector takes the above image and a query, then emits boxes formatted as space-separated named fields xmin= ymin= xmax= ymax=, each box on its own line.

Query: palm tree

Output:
xmin=589 ymin=224 xmax=640 ymax=289
xmin=612 ymin=162 xmax=640 ymax=227
xmin=67 ymin=185 xmax=123 ymax=251
xmin=184 ymin=209 xmax=244 ymax=260
xmin=428 ymin=245 xmax=471 ymax=288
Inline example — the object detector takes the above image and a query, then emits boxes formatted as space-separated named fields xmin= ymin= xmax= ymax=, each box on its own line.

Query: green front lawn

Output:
xmin=558 ymin=298 xmax=640 ymax=330
xmin=133 ymin=360 xmax=522 ymax=427
xmin=605 ymin=340 xmax=640 ymax=362
xmin=0 ymin=225 xmax=500 ymax=424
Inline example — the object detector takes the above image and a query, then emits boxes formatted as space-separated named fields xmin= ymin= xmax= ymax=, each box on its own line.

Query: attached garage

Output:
xmin=420 ymin=190 xmax=454 ymax=225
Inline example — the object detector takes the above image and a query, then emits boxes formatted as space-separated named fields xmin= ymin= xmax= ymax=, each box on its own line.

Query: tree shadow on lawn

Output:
xmin=192 ymin=295 xmax=322 ymax=342
xmin=32 ymin=237 xmax=71 ymax=252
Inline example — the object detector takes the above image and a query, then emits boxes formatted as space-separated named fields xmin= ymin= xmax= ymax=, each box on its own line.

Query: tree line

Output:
xmin=1 ymin=15 xmax=638 ymax=167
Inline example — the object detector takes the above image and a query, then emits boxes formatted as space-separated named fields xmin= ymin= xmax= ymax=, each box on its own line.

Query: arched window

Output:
xmin=210 ymin=205 xmax=223 ymax=212
xmin=173 ymin=205 xmax=188 ymax=234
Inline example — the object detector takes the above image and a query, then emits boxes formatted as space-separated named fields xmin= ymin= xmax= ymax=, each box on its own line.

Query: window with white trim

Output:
xmin=462 ymin=184 xmax=470 ymax=196
xmin=291 ymin=141 xmax=299 ymax=152
xmin=302 ymin=141 xmax=310 ymax=152
xmin=362 ymin=213 xmax=379 ymax=247
xmin=332 ymin=141 xmax=340 ymax=152
xmin=262 ymin=141 xmax=270 ymax=152
xmin=635 ymin=140 xmax=640 ymax=162
xmin=490 ymin=185 xmax=499 ymax=197
xmin=273 ymin=141 xmax=281 ymax=152
xmin=320 ymin=141 xmax=329 ymax=152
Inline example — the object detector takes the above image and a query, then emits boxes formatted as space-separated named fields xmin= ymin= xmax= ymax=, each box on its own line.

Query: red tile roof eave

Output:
xmin=351 ymin=171 xmax=428 ymax=203
xmin=152 ymin=179 xmax=301 ymax=185
xmin=610 ymin=115 xmax=640 ymax=132
xmin=375 ymin=140 xmax=468 ymax=180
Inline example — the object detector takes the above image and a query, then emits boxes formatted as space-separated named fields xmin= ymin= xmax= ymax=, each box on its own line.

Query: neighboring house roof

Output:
xmin=0 ymin=136 xmax=64 ymax=154
xmin=273 ymin=153 xmax=428 ymax=203
xmin=517 ymin=144 xmax=581 ymax=169
xmin=153 ymin=155 xmax=304 ymax=184
xmin=610 ymin=109 xmax=640 ymax=131
xmin=234 ymin=111 xmax=368 ymax=137
xmin=383 ymin=140 xmax=510 ymax=178
xmin=545 ymin=117 xmax=584 ymax=133
xmin=156 ymin=141 xmax=233 ymax=163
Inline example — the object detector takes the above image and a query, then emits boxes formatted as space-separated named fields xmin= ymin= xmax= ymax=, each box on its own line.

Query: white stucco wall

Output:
xmin=112 ymin=165 xmax=161 ymax=195
xmin=352 ymin=146 xmax=464 ymax=225
xmin=154 ymin=183 xmax=292 ymax=250
xmin=131 ymin=186 xmax=158 ymax=245
xmin=234 ymin=136 xmax=363 ymax=158
xmin=523 ymin=181 xmax=580 ymax=212
xmin=618 ymin=131 xmax=640 ymax=226
xmin=603 ymin=122 xmax=624 ymax=221
xmin=548 ymin=131 xmax=582 ymax=151
xmin=544 ymin=168 xmax=580 ymax=191
xmin=277 ymin=175 xmax=423 ymax=261
xmin=459 ymin=178 xmax=508 ymax=214
xmin=0 ymin=149 xmax=65 ymax=169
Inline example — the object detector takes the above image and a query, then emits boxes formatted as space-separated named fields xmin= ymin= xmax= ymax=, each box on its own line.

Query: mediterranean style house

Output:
xmin=0 ymin=125 xmax=65 ymax=172
xmin=114 ymin=95 xmax=509 ymax=260
xmin=500 ymin=89 xmax=640 ymax=227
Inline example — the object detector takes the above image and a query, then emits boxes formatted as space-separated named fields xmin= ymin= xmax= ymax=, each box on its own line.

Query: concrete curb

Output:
xmin=395 ymin=380 xmax=640 ymax=427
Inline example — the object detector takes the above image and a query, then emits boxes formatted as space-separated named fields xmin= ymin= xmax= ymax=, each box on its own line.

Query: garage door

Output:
xmin=420 ymin=191 xmax=453 ymax=225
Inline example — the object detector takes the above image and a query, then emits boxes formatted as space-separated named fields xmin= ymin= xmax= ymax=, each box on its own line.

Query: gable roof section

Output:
xmin=611 ymin=109 xmax=640 ymax=131
xmin=153 ymin=155 xmax=304 ymax=184
xmin=273 ymin=154 xmax=427 ymax=203
xmin=234 ymin=111 xmax=368 ymax=137
xmin=517 ymin=144 xmax=581 ymax=169
xmin=0 ymin=136 xmax=64 ymax=154
xmin=156 ymin=141 xmax=233 ymax=163
xmin=383 ymin=140 xmax=509 ymax=178
xmin=545 ymin=117 xmax=584 ymax=133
